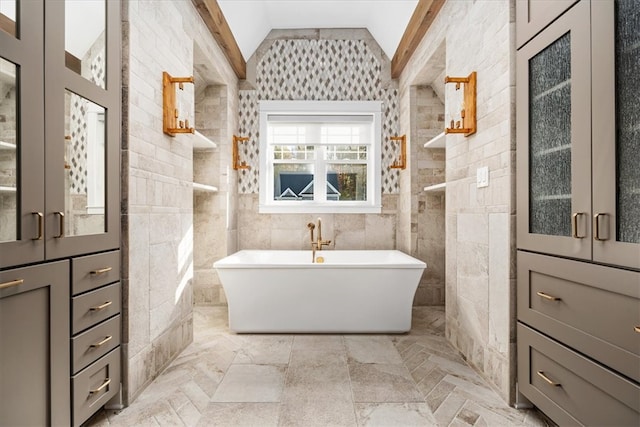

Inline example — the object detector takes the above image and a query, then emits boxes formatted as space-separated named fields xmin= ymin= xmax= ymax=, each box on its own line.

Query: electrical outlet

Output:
xmin=477 ymin=166 xmax=489 ymax=188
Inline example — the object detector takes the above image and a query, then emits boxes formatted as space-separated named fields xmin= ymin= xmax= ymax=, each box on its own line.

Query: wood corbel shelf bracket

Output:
xmin=444 ymin=71 xmax=477 ymax=137
xmin=163 ymin=71 xmax=195 ymax=136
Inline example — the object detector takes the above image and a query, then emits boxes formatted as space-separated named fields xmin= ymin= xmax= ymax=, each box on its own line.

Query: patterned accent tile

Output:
xmin=238 ymin=39 xmax=400 ymax=194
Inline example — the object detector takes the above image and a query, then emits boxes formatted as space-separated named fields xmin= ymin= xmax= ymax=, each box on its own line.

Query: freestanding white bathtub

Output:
xmin=214 ymin=250 xmax=426 ymax=333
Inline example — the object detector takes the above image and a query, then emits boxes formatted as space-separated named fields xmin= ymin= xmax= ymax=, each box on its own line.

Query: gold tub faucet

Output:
xmin=307 ymin=218 xmax=331 ymax=262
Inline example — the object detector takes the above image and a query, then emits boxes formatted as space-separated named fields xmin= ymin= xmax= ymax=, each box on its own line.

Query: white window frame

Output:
xmin=259 ymin=100 xmax=382 ymax=214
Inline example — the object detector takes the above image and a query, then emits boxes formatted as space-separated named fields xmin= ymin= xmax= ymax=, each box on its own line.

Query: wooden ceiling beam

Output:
xmin=192 ymin=0 xmax=246 ymax=79
xmin=391 ymin=0 xmax=445 ymax=79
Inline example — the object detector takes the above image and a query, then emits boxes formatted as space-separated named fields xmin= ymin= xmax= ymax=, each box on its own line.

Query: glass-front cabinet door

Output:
xmin=44 ymin=0 xmax=120 ymax=259
xmin=591 ymin=0 xmax=640 ymax=269
xmin=516 ymin=0 xmax=592 ymax=259
xmin=0 ymin=1 xmax=45 ymax=268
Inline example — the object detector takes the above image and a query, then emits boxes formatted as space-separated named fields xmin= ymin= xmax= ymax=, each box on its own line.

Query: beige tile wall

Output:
xmin=121 ymin=0 xmax=238 ymax=404
xmin=399 ymin=0 xmax=517 ymax=404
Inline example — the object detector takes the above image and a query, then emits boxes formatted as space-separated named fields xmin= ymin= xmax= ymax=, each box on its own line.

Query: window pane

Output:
xmin=273 ymin=145 xmax=315 ymax=160
xmin=321 ymin=124 xmax=369 ymax=145
xmin=327 ymin=164 xmax=367 ymax=201
xmin=65 ymin=0 xmax=106 ymax=89
xmin=325 ymin=145 xmax=368 ymax=161
xmin=268 ymin=125 xmax=308 ymax=145
xmin=274 ymin=163 xmax=315 ymax=200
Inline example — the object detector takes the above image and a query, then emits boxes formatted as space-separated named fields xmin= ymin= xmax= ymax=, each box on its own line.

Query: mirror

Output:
xmin=65 ymin=0 xmax=106 ymax=88
xmin=0 ymin=57 xmax=17 ymax=242
xmin=64 ymin=90 xmax=105 ymax=236
xmin=0 ymin=0 xmax=16 ymax=37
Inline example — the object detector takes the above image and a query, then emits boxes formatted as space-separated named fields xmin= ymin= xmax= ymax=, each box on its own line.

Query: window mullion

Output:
xmin=316 ymin=145 xmax=328 ymax=203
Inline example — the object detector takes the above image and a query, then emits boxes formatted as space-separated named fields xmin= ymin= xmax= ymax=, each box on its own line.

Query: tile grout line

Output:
xmin=343 ymin=335 xmax=360 ymax=426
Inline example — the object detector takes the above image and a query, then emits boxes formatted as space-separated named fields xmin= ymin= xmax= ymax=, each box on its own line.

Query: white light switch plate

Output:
xmin=477 ymin=166 xmax=489 ymax=188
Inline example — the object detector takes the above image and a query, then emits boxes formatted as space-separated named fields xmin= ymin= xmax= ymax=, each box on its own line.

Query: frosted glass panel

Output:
xmin=529 ymin=33 xmax=572 ymax=236
xmin=615 ymin=0 xmax=640 ymax=243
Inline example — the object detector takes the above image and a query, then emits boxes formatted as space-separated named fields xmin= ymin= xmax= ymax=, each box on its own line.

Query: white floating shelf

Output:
xmin=0 ymin=141 xmax=16 ymax=150
xmin=424 ymin=182 xmax=446 ymax=193
xmin=193 ymin=182 xmax=218 ymax=193
xmin=424 ymin=132 xmax=446 ymax=149
xmin=0 ymin=185 xmax=17 ymax=194
xmin=193 ymin=130 xmax=217 ymax=150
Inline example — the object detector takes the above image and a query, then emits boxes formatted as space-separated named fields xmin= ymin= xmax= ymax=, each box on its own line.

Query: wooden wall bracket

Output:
xmin=389 ymin=135 xmax=407 ymax=170
xmin=163 ymin=71 xmax=195 ymax=136
xmin=444 ymin=71 xmax=477 ymax=137
xmin=233 ymin=135 xmax=250 ymax=170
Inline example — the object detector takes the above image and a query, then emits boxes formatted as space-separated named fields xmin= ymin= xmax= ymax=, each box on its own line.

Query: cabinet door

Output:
xmin=516 ymin=0 xmax=592 ymax=259
xmin=0 ymin=261 xmax=70 ymax=426
xmin=516 ymin=0 xmax=579 ymax=49
xmin=0 ymin=0 xmax=45 ymax=268
xmin=44 ymin=0 xmax=121 ymax=259
xmin=591 ymin=0 xmax=640 ymax=270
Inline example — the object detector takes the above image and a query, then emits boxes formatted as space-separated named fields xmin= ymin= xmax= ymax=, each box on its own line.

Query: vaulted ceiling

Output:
xmin=216 ymin=0 xmax=419 ymax=61
xmin=192 ymin=0 xmax=445 ymax=79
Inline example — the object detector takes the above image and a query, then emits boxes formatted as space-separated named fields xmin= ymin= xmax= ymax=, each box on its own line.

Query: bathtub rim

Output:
xmin=214 ymin=249 xmax=427 ymax=269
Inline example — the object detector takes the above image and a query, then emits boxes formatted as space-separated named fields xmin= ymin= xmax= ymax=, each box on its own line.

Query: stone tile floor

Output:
xmin=89 ymin=307 xmax=550 ymax=426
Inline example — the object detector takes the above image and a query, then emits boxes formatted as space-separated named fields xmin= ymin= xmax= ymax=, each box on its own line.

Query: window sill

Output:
xmin=259 ymin=203 xmax=381 ymax=214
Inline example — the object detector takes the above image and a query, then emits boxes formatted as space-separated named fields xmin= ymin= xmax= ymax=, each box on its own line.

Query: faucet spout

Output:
xmin=315 ymin=217 xmax=331 ymax=251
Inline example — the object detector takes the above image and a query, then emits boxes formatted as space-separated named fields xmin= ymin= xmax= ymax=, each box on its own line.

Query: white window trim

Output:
xmin=259 ymin=100 xmax=382 ymax=214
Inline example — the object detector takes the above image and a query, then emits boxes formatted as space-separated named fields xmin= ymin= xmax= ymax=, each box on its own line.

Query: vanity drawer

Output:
xmin=72 ymin=283 xmax=120 ymax=334
xmin=72 ymin=347 xmax=120 ymax=427
xmin=72 ymin=250 xmax=120 ymax=295
xmin=72 ymin=315 xmax=120 ymax=374
xmin=517 ymin=251 xmax=640 ymax=383
xmin=518 ymin=324 xmax=640 ymax=426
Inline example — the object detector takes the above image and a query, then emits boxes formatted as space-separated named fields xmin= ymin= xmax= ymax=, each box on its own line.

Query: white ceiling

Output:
xmin=217 ymin=0 xmax=419 ymax=61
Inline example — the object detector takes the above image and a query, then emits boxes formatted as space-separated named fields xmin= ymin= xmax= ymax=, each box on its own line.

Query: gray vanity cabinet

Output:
xmin=516 ymin=0 xmax=579 ymax=49
xmin=0 ymin=261 xmax=70 ymax=426
xmin=0 ymin=0 xmax=121 ymax=269
xmin=516 ymin=1 xmax=640 ymax=425
xmin=0 ymin=0 xmax=122 ymax=424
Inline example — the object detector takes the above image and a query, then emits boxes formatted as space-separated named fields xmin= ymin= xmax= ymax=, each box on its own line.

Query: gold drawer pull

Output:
xmin=536 ymin=291 xmax=561 ymax=301
xmin=90 ymin=335 xmax=113 ymax=348
xmin=571 ymin=212 xmax=585 ymax=239
xmin=635 ymin=326 xmax=640 ymax=334
xmin=89 ymin=301 xmax=113 ymax=311
xmin=32 ymin=212 xmax=43 ymax=240
xmin=54 ymin=211 xmax=65 ymax=238
xmin=90 ymin=267 xmax=113 ymax=275
xmin=537 ymin=371 xmax=561 ymax=387
xmin=0 ymin=279 xmax=24 ymax=290
xmin=89 ymin=378 xmax=111 ymax=395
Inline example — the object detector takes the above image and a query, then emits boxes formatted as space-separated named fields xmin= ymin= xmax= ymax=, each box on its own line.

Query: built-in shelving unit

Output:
xmin=193 ymin=130 xmax=217 ymax=150
xmin=0 ymin=186 xmax=17 ymax=193
xmin=0 ymin=141 xmax=16 ymax=150
xmin=423 ymin=132 xmax=445 ymax=149
xmin=424 ymin=182 xmax=446 ymax=193
xmin=192 ymin=182 xmax=218 ymax=193
xmin=424 ymin=132 xmax=446 ymax=192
